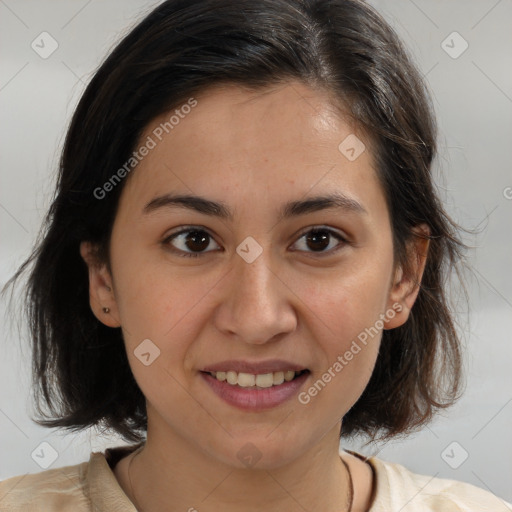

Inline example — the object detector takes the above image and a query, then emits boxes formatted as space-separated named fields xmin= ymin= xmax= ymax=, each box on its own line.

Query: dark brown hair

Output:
xmin=3 ymin=0 xmax=466 ymax=443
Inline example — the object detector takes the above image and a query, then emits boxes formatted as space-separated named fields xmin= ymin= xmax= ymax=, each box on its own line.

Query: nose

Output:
xmin=212 ymin=244 xmax=297 ymax=345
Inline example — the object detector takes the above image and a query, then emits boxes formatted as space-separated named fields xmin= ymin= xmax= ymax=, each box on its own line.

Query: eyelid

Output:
xmin=162 ymin=225 xmax=221 ymax=258
xmin=289 ymin=225 xmax=349 ymax=255
xmin=162 ymin=224 xmax=349 ymax=258
xmin=293 ymin=224 xmax=349 ymax=242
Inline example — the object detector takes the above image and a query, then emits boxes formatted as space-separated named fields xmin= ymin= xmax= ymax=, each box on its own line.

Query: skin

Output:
xmin=81 ymin=81 xmax=429 ymax=511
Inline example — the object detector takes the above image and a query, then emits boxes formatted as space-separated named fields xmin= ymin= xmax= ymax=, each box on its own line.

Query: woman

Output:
xmin=1 ymin=0 xmax=510 ymax=510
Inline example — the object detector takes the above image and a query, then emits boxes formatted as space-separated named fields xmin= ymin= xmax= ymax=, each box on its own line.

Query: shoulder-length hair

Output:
xmin=3 ymin=0 xmax=466 ymax=443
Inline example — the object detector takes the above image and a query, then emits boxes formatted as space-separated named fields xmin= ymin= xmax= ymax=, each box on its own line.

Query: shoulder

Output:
xmin=0 ymin=461 xmax=90 ymax=512
xmin=366 ymin=455 xmax=512 ymax=512
xmin=0 ymin=445 xmax=140 ymax=512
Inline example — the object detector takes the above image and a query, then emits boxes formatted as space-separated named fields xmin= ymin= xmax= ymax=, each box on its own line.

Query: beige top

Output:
xmin=0 ymin=443 xmax=510 ymax=511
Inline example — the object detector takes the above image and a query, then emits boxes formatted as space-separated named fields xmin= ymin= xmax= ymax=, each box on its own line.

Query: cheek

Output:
xmin=291 ymin=255 xmax=392 ymax=398
xmin=111 ymin=245 xmax=191 ymax=333
xmin=111 ymin=248 xmax=224 ymax=380
xmin=303 ymin=281 xmax=384 ymax=381
xmin=296 ymin=256 xmax=393 ymax=341
xmin=295 ymin=278 xmax=385 ymax=416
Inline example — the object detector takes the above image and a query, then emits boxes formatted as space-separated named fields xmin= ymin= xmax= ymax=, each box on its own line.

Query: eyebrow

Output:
xmin=142 ymin=192 xmax=367 ymax=221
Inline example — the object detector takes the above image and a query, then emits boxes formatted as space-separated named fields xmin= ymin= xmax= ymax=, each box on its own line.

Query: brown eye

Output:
xmin=292 ymin=227 xmax=347 ymax=255
xmin=305 ymin=230 xmax=330 ymax=251
xmin=163 ymin=228 xmax=220 ymax=258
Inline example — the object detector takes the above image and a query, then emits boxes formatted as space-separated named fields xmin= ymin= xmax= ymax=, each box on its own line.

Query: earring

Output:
xmin=102 ymin=307 xmax=110 ymax=314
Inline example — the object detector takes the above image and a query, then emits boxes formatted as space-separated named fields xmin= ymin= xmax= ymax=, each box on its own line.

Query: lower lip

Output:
xmin=200 ymin=372 xmax=310 ymax=411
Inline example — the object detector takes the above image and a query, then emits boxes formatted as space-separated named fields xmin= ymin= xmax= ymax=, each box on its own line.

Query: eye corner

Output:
xmin=290 ymin=225 xmax=350 ymax=257
xmin=161 ymin=226 xmax=221 ymax=258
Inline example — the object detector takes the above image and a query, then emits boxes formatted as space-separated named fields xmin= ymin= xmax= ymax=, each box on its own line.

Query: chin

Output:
xmin=206 ymin=430 xmax=311 ymax=471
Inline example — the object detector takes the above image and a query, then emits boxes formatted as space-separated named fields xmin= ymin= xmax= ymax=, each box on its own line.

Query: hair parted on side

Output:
xmin=2 ymin=0 xmax=467 ymax=444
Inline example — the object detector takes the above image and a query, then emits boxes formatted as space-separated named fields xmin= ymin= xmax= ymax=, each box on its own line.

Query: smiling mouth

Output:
xmin=201 ymin=369 xmax=309 ymax=388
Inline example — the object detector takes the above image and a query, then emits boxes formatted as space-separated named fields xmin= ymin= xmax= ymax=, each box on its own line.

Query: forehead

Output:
xmin=118 ymin=81 xmax=381 ymax=218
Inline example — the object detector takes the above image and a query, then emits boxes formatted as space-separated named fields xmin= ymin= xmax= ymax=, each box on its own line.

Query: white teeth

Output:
xmin=284 ymin=370 xmax=295 ymax=382
xmin=255 ymin=373 xmax=273 ymax=388
xmin=237 ymin=373 xmax=256 ymax=387
xmin=273 ymin=371 xmax=285 ymax=385
xmin=209 ymin=369 xmax=303 ymax=387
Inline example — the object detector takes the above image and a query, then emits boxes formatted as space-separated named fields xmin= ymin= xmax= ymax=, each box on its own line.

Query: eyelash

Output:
xmin=162 ymin=226 xmax=349 ymax=259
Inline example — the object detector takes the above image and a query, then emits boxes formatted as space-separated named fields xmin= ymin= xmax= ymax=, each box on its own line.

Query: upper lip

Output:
xmin=202 ymin=360 xmax=308 ymax=374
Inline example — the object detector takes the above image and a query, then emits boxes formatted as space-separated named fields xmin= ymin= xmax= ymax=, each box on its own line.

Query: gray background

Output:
xmin=1 ymin=0 xmax=511 ymax=504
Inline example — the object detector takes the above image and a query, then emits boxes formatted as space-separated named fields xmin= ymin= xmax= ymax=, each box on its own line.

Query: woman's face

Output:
xmin=82 ymin=82 xmax=419 ymax=469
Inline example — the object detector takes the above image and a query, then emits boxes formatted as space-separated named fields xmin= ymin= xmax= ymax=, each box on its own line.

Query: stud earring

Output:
xmin=102 ymin=307 xmax=110 ymax=314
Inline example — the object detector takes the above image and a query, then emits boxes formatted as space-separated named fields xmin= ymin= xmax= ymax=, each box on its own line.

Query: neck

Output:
xmin=126 ymin=420 xmax=352 ymax=512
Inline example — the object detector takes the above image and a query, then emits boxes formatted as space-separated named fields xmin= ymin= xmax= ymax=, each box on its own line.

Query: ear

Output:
xmin=80 ymin=241 xmax=121 ymax=328
xmin=384 ymin=224 xmax=430 ymax=330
